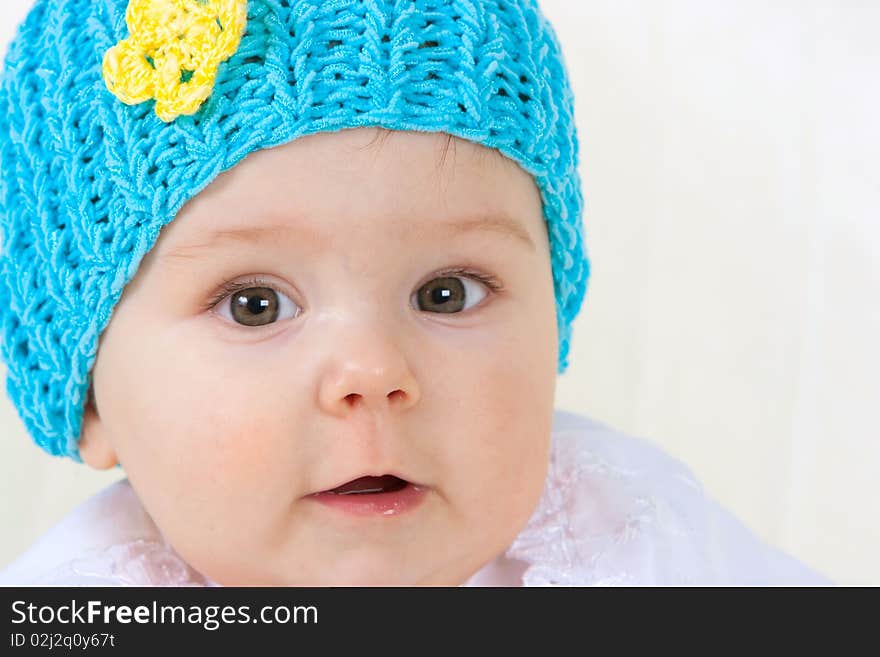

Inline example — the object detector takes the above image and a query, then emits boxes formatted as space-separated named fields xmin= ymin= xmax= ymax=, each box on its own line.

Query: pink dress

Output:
xmin=0 ymin=410 xmax=830 ymax=586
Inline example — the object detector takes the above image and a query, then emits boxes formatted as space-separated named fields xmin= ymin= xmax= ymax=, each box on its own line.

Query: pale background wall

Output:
xmin=0 ymin=1 xmax=877 ymax=584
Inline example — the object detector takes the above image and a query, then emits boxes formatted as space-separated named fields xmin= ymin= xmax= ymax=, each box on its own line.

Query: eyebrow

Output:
xmin=161 ymin=214 xmax=536 ymax=261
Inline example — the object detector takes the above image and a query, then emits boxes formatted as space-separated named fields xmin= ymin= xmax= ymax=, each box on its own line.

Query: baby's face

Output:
xmin=80 ymin=127 xmax=558 ymax=585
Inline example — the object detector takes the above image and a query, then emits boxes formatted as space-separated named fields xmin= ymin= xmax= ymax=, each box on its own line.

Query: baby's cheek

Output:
xmin=121 ymin=382 xmax=290 ymax=560
xmin=185 ymin=396 xmax=296 ymax=507
xmin=473 ymin=334 xmax=554 ymax=514
xmin=435 ymin=349 xmax=551 ymax=545
xmin=140 ymin=422 xmax=294 ymax=583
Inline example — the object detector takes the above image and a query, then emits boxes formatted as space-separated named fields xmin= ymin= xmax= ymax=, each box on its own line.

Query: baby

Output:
xmin=0 ymin=0 xmax=827 ymax=586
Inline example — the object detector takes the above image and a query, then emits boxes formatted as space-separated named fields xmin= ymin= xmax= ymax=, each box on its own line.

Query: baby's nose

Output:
xmin=316 ymin=332 xmax=420 ymax=418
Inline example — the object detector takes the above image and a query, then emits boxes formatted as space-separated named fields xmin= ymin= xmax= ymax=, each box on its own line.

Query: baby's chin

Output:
xmin=203 ymin=568 xmax=467 ymax=588
xmin=196 ymin=549 xmax=485 ymax=587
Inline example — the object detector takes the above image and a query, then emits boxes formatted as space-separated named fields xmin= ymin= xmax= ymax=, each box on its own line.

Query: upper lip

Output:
xmin=310 ymin=472 xmax=422 ymax=496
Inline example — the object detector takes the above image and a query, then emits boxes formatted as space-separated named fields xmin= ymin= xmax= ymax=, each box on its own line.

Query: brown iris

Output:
xmin=229 ymin=287 xmax=279 ymax=326
xmin=415 ymin=277 xmax=466 ymax=313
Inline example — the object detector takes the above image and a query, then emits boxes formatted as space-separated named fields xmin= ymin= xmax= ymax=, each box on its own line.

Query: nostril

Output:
xmin=341 ymin=391 xmax=405 ymax=406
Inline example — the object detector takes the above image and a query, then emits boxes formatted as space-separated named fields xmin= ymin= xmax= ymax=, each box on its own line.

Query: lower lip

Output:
xmin=307 ymin=483 xmax=428 ymax=517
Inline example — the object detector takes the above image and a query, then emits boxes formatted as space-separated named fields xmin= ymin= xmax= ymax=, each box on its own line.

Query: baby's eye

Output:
xmin=411 ymin=275 xmax=491 ymax=314
xmin=209 ymin=271 xmax=500 ymax=326
xmin=214 ymin=284 xmax=300 ymax=327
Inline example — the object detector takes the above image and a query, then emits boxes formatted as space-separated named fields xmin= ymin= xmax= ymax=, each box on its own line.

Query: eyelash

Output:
xmin=203 ymin=267 xmax=505 ymax=312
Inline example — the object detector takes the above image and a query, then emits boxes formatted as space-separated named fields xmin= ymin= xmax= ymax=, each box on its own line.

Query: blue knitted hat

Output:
xmin=0 ymin=0 xmax=589 ymax=461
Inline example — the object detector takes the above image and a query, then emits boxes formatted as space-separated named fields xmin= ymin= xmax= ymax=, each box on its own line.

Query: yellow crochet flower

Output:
xmin=102 ymin=0 xmax=248 ymax=122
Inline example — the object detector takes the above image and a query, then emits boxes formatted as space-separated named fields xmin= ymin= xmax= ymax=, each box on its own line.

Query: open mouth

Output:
xmin=309 ymin=474 xmax=427 ymax=517
xmin=326 ymin=475 xmax=409 ymax=495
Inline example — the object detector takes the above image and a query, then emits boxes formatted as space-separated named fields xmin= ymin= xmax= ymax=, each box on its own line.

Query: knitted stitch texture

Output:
xmin=0 ymin=0 xmax=589 ymax=461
